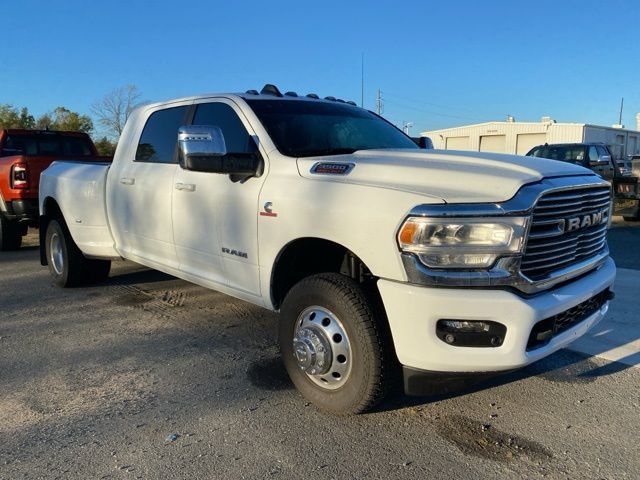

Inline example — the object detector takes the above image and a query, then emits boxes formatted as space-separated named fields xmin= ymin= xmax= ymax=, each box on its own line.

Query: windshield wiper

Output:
xmin=299 ymin=147 xmax=363 ymax=157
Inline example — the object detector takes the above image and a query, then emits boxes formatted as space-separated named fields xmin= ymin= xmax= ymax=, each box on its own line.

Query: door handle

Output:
xmin=175 ymin=182 xmax=196 ymax=192
xmin=120 ymin=177 xmax=135 ymax=185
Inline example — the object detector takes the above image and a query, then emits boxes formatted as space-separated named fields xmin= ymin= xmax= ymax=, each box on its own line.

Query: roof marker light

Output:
xmin=260 ymin=84 xmax=283 ymax=97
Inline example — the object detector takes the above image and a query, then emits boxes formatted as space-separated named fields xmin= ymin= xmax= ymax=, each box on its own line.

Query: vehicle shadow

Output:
xmin=374 ymin=348 xmax=630 ymax=413
xmin=103 ymin=266 xmax=174 ymax=287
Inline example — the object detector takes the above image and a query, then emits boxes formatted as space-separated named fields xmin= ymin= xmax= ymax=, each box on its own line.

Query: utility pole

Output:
xmin=361 ymin=53 xmax=364 ymax=108
xmin=618 ymin=97 xmax=624 ymax=126
xmin=375 ymin=89 xmax=383 ymax=115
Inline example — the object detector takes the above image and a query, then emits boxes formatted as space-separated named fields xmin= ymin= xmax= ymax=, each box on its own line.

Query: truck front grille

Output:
xmin=521 ymin=186 xmax=611 ymax=281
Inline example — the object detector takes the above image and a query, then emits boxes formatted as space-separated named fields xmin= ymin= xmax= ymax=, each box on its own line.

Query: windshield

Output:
xmin=245 ymin=99 xmax=419 ymax=157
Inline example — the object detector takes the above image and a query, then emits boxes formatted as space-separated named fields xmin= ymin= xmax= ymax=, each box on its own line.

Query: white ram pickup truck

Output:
xmin=39 ymin=84 xmax=616 ymax=414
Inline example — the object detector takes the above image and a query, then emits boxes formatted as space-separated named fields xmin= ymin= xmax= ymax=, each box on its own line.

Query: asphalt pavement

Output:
xmin=0 ymin=219 xmax=638 ymax=479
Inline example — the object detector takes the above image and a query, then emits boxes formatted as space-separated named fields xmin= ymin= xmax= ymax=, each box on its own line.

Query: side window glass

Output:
xmin=596 ymin=146 xmax=608 ymax=157
xmin=193 ymin=102 xmax=255 ymax=154
xmin=136 ymin=106 xmax=189 ymax=163
xmin=538 ymin=147 xmax=550 ymax=158
xmin=588 ymin=146 xmax=599 ymax=162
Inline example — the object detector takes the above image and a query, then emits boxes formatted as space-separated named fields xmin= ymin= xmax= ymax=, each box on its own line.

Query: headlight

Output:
xmin=398 ymin=216 xmax=528 ymax=269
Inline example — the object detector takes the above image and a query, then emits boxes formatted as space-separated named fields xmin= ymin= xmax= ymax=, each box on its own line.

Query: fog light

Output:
xmin=436 ymin=319 xmax=507 ymax=348
xmin=440 ymin=320 xmax=491 ymax=333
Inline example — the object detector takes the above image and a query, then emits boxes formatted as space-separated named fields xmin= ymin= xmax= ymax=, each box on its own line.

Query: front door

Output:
xmin=172 ymin=99 xmax=266 ymax=297
xmin=589 ymin=145 xmax=615 ymax=181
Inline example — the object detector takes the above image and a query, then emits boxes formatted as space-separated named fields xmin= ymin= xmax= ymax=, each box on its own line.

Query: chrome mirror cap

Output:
xmin=178 ymin=125 xmax=227 ymax=160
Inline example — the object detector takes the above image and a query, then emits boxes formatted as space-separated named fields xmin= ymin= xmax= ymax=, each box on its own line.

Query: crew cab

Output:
xmin=0 ymin=129 xmax=108 ymax=249
xmin=39 ymin=85 xmax=616 ymax=413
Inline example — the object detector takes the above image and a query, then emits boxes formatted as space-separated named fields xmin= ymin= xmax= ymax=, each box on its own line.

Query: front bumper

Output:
xmin=378 ymin=257 xmax=616 ymax=375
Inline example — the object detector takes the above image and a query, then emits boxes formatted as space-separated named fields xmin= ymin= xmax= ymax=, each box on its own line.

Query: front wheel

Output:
xmin=279 ymin=273 xmax=392 ymax=414
xmin=45 ymin=219 xmax=111 ymax=287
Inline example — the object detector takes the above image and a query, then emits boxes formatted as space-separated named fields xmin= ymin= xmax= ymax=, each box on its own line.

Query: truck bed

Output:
xmin=39 ymin=161 xmax=119 ymax=259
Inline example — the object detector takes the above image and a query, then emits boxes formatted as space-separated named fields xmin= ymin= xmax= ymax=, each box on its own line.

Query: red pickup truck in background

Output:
xmin=0 ymin=129 xmax=110 ymax=250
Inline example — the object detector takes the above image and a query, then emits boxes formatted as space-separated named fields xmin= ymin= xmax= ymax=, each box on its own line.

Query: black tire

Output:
xmin=45 ymin=219 xmax=111 ymax=287
xmin=0 ymin=216 xmax=23 ymax=251
xmin=279 ymin=273 xmax=392 ymax=414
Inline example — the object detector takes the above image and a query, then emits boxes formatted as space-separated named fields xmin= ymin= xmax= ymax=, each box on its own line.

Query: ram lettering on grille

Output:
xmin=565 ymin=209 xmax=607 ymax=232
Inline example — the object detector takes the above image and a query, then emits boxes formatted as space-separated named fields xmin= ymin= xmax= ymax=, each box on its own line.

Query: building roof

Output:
xmin=421 ymin=120 xmax=639 ymax=136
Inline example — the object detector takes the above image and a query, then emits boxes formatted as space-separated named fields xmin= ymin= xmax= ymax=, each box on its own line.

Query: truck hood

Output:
xmin=297 ymin=149 xmax=593 ymax=204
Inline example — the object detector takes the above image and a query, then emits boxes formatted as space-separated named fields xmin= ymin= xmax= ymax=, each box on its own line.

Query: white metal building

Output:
xmin=421 ymin=118 xmax=640 ymax=159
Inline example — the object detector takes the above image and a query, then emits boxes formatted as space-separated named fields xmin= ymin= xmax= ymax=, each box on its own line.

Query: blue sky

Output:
xmin=2 ymin=0 xmax=639 ymax=135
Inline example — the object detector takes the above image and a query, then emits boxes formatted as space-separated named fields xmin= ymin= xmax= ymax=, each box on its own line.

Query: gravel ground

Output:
xmin=1 ymin=221 xmax=639 ymax=479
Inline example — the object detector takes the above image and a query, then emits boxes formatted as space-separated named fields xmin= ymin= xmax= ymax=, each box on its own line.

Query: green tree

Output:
xmin=35 ymin=113 xmax=53 ymax=130
xmin=0 ymin=104 xmax=35 ymax=129
xmin=38 ymin=107 xmax=93 ymax=133
xmin=93 ymin=136 xmax=117 ymax=156
xmin=19 ymin=108 xmax=35 ymax=129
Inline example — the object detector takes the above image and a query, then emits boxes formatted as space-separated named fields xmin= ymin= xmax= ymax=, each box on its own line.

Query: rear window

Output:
xmin=1 ymin=134 xmax=94 ymax=157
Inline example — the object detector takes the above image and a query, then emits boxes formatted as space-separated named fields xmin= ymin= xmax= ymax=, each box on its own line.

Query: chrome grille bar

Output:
xmin=521 ymin=185 xmax=611 ymax=280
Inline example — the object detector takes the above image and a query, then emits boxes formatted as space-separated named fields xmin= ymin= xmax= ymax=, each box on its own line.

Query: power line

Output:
xmin=382 ymin=90 xmax=510 ymax=123
xmin=360 ymin=53 xmax=364 ymax=108
xmin=383 ymin=94 xmax=488 ymax=122
xmin=383 ymin=91 xmax=485 ymax=116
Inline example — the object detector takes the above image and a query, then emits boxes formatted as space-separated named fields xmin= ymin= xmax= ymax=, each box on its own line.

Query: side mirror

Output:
xmin=413 ymin=136 xmax=434 ymax=149
xmin=178 ymin=125 xmax=259 ymax=176
xmin=589 ymin=154 xmax=611 ymax=167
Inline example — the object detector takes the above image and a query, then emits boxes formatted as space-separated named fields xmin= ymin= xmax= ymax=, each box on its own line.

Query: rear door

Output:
xmin=108 ymin=104 xmax=190 ymax=269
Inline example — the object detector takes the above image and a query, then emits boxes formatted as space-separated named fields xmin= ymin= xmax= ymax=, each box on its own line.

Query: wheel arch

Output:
xmin=270 ymin=236 xmax=377 ymax=310
xmin=39 ymin=196 xmax=65 ymax=265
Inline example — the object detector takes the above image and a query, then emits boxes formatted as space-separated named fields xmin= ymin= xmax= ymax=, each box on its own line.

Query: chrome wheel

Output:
xmin=49 ymin=232 xmax=64 ymax=275
xmin=293 ymin=306 xmax=352 ymax=390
